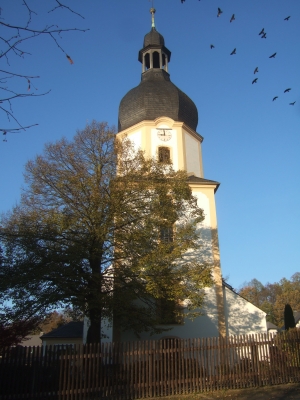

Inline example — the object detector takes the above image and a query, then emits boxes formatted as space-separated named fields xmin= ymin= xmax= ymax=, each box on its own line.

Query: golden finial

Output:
xmin=150 ymin=7 xmax=156 ymax=28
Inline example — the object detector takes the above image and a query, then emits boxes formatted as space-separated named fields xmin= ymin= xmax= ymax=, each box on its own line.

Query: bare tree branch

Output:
xmin=49 ymin=0 xmax=85 ymax=19
xmin=0 ymin=1 xmax=88 ymax=139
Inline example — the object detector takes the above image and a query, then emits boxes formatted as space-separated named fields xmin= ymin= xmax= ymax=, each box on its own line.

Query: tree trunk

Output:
xmin=86 ymin=309 xmax=101 ymax=343
xmin=86 ymin=255 xmax=103 ymax=344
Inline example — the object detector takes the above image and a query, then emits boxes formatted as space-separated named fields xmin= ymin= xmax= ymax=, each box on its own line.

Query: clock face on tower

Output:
xmin=157 ymin=129 xmax=172 ymax=142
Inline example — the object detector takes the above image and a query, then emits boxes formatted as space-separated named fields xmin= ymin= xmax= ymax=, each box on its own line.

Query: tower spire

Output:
xmin=150 ymin=7 xmax=156 ymax=28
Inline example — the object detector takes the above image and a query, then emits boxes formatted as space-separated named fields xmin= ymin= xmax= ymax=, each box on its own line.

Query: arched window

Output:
xmin=144 ymin=53 xmax=150 ymax=69
xmin=158 ymin=147 xmax=170 ymax=163
xmin=153 ymin=51 xmax=160 ymax=68
xmin=162 ymin=53 xmax=166 ymax=69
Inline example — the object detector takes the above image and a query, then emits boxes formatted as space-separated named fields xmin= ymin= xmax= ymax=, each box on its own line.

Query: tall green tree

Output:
xmin=0 ymin=121 xmax=212 ymax=343
xmin=284 ymin=304 xmax=296 ymax=330
xmin=239 ymin=275 xmax=300 ymax=327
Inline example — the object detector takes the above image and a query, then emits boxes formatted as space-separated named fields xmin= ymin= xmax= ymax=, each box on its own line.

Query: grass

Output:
xmin=144 ymin=383 xmax=300 ymax=400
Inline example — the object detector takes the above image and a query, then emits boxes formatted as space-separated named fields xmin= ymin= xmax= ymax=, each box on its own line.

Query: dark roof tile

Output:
xmin=41 ymin=321 xmax=83 ymax=339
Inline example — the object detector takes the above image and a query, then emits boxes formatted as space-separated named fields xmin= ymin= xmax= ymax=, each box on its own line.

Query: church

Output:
xmin=84 ymin=9 xmax=267 ymax=343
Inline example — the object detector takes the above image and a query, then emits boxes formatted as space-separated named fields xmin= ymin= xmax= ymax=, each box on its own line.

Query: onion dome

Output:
xmin=118 ymin=9 xmax=198 ymax=132
xmin=143 ymin=28 xmax=165 ymax=47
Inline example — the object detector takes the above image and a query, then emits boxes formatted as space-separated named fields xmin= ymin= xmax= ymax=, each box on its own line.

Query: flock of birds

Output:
xmin=182 ymin=4 xmax=297 ymax=106
xmin=213 ymin=8 xmax=296 ymax=106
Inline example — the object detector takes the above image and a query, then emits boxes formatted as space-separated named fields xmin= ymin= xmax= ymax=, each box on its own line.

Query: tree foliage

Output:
xmin=0 ymin=317 xmax=41 ymax=350
xmin=0 ymin=1 xmax=88 ymax=138
xmin=37 ymin=308 xmax=83 ymax=334
xmin=0 ymin=121 xmax=213 ymax=343
xmin=239 ymin=274 xmax=300 ymax=327
xmin=0 ymin=244 xmax=43 ymax=349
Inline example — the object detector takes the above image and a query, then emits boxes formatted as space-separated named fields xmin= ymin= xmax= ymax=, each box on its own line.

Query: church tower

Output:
xmin=117 ymin=9 xmax=226 ymax=339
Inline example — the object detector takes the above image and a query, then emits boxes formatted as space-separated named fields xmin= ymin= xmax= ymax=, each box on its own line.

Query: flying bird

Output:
xmin=273 ymin=96 xmax=278 ymax=101
xmin=259 ymin=28 xmax=265 ymax=35
xmin=269 ymin=53 xmax=276 ymax=58
xmin=254 ymin=67 xmax=259 ymax=74
xmin=289 ymin=101 xmax=296 ymax=105
xmin=252 ymin=78 xmax=258 ymax=84
xmin=284 ymin=88 xmax=291 ymax=93
xmin=284 ymin=16 xmax=291 ymax=21
xmin=230 ymin=48 xmax=236 ymax=55
xmin=217 ymin=7 xmax=223 ymax=17
xmin=210 ymin=44 xmax=215 ymax=49
xmin=261 ymin=32 xmax=267 ymax=39
xmin=230 ymin=14 xmax=235 ymax=23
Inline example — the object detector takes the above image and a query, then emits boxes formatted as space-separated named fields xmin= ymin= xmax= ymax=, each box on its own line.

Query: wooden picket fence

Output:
xmin=1 ymin=331 xmax=300 ymax=400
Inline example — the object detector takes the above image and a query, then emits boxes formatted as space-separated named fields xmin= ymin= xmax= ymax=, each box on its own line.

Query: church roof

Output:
xmin=144 ymin=27 xmax=165 ymax=47
xmin=118 ymin=12 xmax=198 ymax=133
xmin=119 ymin=69 xmax=198 ymax=132
xmin=187 ymin=175 xmax=220 ymax=192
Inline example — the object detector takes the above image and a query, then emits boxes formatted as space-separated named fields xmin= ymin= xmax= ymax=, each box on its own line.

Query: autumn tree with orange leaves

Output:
xmin=239 ymin=274 xmax=300 ymax=327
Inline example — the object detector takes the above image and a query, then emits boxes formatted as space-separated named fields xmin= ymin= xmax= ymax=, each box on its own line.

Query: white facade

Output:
xmin=83 ymin=12 xmax=268 ymax=343
xmin=223 ymin=285 xmax=267 ymax=336
xmin=114 ymin=116 xmax=267 ymax=341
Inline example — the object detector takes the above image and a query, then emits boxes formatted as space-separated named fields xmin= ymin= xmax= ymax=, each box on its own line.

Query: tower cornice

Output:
xmin=117 ymin=118 xmax=203 ymax=143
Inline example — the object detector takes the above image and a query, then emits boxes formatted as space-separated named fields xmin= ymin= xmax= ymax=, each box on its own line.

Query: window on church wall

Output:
xmin=145 ymin=53 xmax=150 ymax=69
xmin=160 ymin=226 xmax=173 ymax=243
xmin=162 ymin=53 xmax=166 ymax=69
xmin=153 ymin=51 xmax=160 ymax=68
xmin=158 ymin=147 xmax=170 ymax=163
xmin=158 ymin=191 xmax=176 ymax=244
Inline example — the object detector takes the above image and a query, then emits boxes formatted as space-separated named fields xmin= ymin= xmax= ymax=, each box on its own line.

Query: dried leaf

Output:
xmin=66 ymin=55 xmax=74 ymax=64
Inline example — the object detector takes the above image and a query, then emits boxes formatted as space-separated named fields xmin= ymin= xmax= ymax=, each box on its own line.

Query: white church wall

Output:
xmin=119 ymin=284 xmax=268 ymax=342
xmin=192 ymin=190 xmax=211 ymax=226
xmin=151 ymin=127 xmax=178 ymax=170
xmin=184 ymin=132 xmax=202 ymax=177
xmin=191 ymin=190 xmax=217 ymax=268
xmin=223 ymin=287 xmax=267 ymax=336
xmin=119 ymin=286 xmax=220 ymax=342
xmin=118 ymin=185 xmax=221 ymax=342
xmin=110 ymin=120 xmax=226 ymax=342
xmin=126 ymin=130 xmax=142 ymax=152
xmin=83 ymin=316 xmax=113 ymax=344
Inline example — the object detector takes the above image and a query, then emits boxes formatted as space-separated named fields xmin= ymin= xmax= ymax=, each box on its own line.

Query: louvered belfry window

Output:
xmin=158 ymin=147 xmax=170 ymax=163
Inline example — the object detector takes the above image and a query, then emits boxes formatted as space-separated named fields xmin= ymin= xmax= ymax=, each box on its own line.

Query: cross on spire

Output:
xmin=150 ymin=7 xmax=156 ymax=28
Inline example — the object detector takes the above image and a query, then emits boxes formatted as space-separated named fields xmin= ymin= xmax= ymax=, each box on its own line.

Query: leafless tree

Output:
xmin=0 ymin=0 xmax=88 ymax=140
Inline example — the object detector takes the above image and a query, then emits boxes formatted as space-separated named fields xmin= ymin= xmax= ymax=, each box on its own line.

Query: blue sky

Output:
xmin=0 ymin=0 xmax=299 ymax=290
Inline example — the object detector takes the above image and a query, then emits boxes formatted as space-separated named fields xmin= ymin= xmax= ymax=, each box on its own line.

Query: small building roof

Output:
xmin=267 ymin=321 xmax=280 ymax=331
xmin=41 ymin=321 xmax=83 ymax=339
